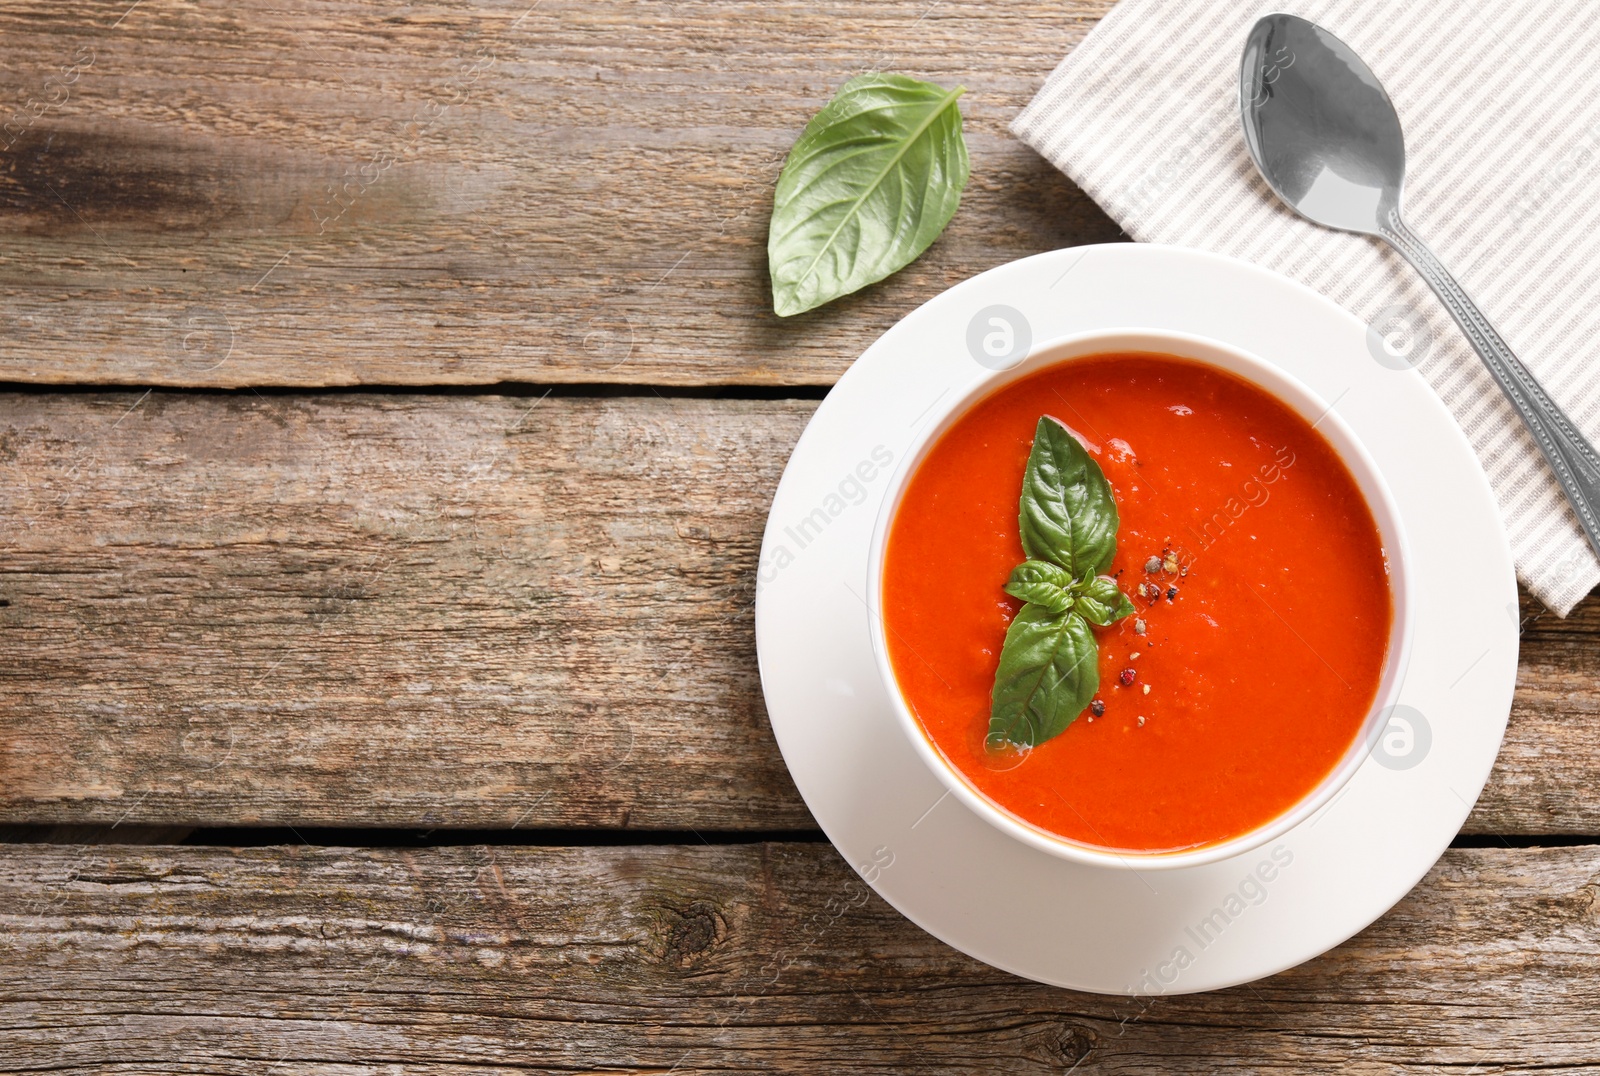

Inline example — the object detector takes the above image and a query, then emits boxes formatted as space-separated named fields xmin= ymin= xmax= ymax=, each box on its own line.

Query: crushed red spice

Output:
xmin=1118 ymin=667 xmax=1138 ymax=687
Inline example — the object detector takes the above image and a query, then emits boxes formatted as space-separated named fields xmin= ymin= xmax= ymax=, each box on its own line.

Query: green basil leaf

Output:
xmin=1003 ymin=559 xmax=1075 ymax=613
xmin=1073 ymin=595 xmax=1112 ymax=625
xmin=987 ymin=607 xmax=1100 ymax=749
xmin=1076 ymin=575 xmax=1136 ymax=626
xmin=767 ymin=74 xmax=969 ymax=317
xmin=1018 ymin=416 xmax=1120 ymax=577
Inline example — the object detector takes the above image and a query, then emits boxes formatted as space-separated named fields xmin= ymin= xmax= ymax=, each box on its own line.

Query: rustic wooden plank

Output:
xmin=0 ymin=841 xmax=1596 ymax=1073
xmin=0 ymin=390 xmax=811 ymax=829
xmin=1484 ymin=593 xmax=1600 ymax=835
xmin=2 ymin=391 xmax=1598 ymax=832
xmin=0 ymin=0 xmax=1120 ymax=389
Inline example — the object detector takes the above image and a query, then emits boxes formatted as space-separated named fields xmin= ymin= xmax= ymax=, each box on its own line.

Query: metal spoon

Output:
xmin=1240 ymin=12 xmax=1600 ymax=562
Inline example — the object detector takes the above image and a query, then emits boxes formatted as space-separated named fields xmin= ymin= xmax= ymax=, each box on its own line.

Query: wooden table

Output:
xmin=2 ymin=2 xmax=1596 ymax=1070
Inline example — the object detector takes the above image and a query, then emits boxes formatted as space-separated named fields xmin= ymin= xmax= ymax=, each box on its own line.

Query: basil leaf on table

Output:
xmin=1018 ymin=416 xmax=1120 ymax=577
xmin=987 ymin=604 xmax=1100 ymax=750
xmin=988 ymin=416 xmax=1136 ymax=750
xmin=767 ymin=74 xmax=969 ymax=317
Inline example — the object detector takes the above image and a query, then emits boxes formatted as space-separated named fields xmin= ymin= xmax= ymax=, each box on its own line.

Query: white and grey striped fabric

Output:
xmin=1013 ymin=0 xmax=1600 ymax=614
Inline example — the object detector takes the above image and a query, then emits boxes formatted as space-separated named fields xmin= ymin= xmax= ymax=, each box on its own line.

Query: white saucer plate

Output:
xmin=753 ymin=244 xmax=1517 ymax=995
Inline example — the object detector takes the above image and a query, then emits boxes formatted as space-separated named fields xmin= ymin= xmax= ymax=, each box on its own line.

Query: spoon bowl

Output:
xmin=1240 ymin=13 xmax=1405 ymax=235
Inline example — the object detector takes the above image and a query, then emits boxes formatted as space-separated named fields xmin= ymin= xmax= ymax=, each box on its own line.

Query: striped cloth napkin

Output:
xmin=1012 ymin=0 xmax=1600 ymax=614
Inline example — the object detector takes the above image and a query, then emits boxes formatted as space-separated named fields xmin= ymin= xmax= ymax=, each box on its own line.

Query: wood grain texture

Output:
xmin=2 ymin=841 xmax=1599 ymax=1073
xmin=2 ymin=391 xmax=1598 ymax=833
xmin=0 ymin=390 xmax=810 ymax=828
xmin=0 ymin=0 xmax=1121 ymax=388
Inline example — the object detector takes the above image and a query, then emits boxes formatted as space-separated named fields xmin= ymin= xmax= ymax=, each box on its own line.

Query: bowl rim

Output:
xmin=865 ymin=326 xmax=1416 ymax=872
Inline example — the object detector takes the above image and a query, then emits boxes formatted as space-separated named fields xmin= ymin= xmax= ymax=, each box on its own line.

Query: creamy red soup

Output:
xmin=882 ymin=353 xmax=1393 ymax=853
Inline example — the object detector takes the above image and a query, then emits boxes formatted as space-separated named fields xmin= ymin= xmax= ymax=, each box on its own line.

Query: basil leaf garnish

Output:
xmin=1003 ymin=560 xmax=1075 ymax=613
xmin=989 ymin=416 xmax=1136 ymax=749
xmin=1075 ymin=576 xmax=1136 ymax=627
xmin=1073 ymin=596 xmax=1112 ymax=626
xmin=767 ymin=74 xmax=969 ymax=317
xmin=987 ymin=605 xmax=1100 ymax=750
xmin=1018 ymin=416 xmax=1119 ymax=577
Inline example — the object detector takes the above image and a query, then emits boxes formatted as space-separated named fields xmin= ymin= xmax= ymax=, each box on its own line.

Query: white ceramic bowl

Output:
xmin=866 ymin=328 xmax=1415 ymax=871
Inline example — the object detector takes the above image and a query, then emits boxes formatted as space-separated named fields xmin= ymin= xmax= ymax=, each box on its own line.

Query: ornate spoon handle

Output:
xmin=1379 ymin=211 xmax=1600 ymax=562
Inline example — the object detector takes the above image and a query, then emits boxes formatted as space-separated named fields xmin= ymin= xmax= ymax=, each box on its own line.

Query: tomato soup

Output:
xmin=882 ymin=353 xmax=1393 ymax=853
